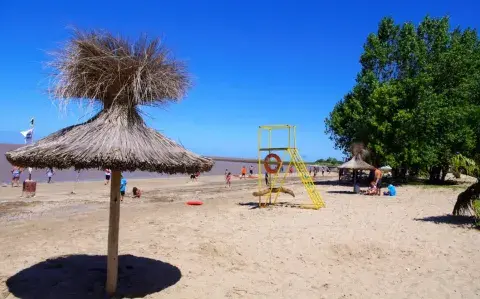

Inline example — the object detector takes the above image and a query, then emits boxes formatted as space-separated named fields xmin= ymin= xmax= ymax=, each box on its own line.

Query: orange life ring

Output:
xmin=264 ymin=153 xmax=282 ymax=174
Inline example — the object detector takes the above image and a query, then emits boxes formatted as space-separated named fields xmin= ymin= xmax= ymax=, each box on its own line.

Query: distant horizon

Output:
xmin=0 ymin=141 xmax=344 ymax=163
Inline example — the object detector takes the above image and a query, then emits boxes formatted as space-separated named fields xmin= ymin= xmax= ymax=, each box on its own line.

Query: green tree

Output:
xmin=325 ymin=16 xmax=480 ymax=181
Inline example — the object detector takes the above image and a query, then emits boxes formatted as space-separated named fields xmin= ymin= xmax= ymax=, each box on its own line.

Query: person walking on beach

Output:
xmin=374 ymin=167 xmax=383 ymax=196
xmin=249 ymin=165 xmax=254 ymax=176
xmin=104 ymin=168 xmax=111 ymax=185
xmin=46 ymin=167 xmax=54 ymax=183
xmin=120 ymin=174 xmax=127 ymax=201
xmin=225 ymin=172 xmax=232 ymax=188
xmin=11 ymin=166 xmax=21 ymax=187
xmin=224 ymin=169 xmax=228 ymax=179
xmin=265 ymin=172 xmax=269 ymax=186
xmin=241 ymin=166 xmax=247 ymax=179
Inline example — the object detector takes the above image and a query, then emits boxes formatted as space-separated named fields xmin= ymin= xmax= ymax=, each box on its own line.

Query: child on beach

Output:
xmin=225 ymin=172 xmax=232 ymax=188
xmin=241 ymin=166 xmax=246 ymax=179
xmin=105 ymin=169 xmax=111 ymax=185
xmin=365 ymin=181 xmax=377 ymax=195
xmin=46 ymin=167 xmax=54 ymax=183
xmin=132 ymin=187 xmax=142 ymax=198
xmin=120 ymin=175 xmax=127 ymax=201
xmin=11 ymin=166 xmax=21 ymax=187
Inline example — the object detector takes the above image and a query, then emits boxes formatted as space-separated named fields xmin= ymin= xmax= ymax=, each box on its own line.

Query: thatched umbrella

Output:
xmin=5 ymin=30 xmax=213 ymax=296
xmin=338 ymin=156 xmax=375 ymax=192
xmin=338 ymin=144 xmax=375 ymax=192
xmin=337 ymin=157 xmax=375 ymax=171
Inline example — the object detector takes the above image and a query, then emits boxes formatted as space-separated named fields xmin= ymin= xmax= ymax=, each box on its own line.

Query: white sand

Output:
xmin=0 ymin=174 xmax=479 ymax=298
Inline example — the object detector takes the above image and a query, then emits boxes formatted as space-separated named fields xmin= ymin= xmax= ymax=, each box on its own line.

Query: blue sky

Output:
xmin=0 ymin=0 xmax=478 ymax=161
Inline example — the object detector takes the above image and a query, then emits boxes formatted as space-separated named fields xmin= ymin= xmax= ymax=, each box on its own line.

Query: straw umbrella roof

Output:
xmin=5 ymin=30 xmax=214 ymax=173
xmin=338 ymin=156 xmax=375 ymax=170
xmin=5 ymin=106 xmax=212 ymax=173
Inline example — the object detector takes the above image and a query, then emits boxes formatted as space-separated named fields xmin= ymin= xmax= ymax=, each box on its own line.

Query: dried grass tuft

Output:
xmin=49 ymin=29 xmax=190 ymax=108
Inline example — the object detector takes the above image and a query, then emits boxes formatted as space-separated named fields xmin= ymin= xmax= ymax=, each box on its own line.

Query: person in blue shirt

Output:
xmin=387 ymin=184 xmax=396 ymax=196
xmin=120 ymin=174 xmax=127 ymax=201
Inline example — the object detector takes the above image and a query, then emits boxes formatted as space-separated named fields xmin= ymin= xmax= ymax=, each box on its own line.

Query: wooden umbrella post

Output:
xmin=106 ymin=170 xmax=121 ymax=296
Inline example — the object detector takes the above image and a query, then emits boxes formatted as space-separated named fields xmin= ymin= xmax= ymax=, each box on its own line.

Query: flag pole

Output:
xmin=28 ymin=118 xmax=34 ymax=180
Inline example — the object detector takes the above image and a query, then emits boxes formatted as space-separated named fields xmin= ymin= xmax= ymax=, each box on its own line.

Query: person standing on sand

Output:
xmin=105 ymin=168 xmax=111 ymax=185
xmin=224 ymin=169 xmax=228 ymax=179
xmin=374 ymin=167 xmax=383 ymax=196
xmin=11 ymin=166 xmax=21 ymax=187
xmin=226 ymin=172 xmax=232 ymax=188
xmin=241 ymin=166 xmax=247 ymax=179
xmin=46 ymin=167 xmax=54 ymax=183
xmin=249 ymin=165 xmax=254 ymax=176
xmin=120 ymin=174 xmax=127 ymax=201
xmin=265 ymin=172 xmax=269 ymax=186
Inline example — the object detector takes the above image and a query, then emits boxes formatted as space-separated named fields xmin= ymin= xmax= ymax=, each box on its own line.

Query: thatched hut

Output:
xmin=5 ymin=30 xmax=213 ymax=296
xmin=338 ymin=155 xmax=375 ymax=192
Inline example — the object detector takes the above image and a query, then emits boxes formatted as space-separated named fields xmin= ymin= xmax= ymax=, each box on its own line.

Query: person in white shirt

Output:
xmin=105 ymin=169 xmax=112 ymax=185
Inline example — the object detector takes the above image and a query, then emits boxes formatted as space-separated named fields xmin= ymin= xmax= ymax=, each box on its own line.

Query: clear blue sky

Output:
xmin=0 ymin=1 xmax=478 ymax=161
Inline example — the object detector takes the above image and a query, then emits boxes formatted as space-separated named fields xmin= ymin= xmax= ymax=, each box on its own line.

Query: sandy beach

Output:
xmin=0 ymin=174 xmax=479 ymax=299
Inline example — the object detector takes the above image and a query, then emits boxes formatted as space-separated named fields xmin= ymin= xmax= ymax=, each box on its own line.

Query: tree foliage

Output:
xmin=325 ymin=16 xmax=480 ymax=181
xmin=315 ymin=157 xmax=343 ymax=166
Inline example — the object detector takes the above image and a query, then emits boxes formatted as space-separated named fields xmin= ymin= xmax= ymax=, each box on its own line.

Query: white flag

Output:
xmin=21 ymin=128 xmax=34 ymax=139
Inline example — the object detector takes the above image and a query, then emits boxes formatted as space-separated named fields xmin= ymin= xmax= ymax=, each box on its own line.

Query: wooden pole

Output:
xmin=106 ymin=171 xmax=121 ymax=296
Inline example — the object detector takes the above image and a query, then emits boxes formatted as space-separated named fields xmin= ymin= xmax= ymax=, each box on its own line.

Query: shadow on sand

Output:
xmin=414 ymin=215 xmax=478 ymax=228
xmin=6 ymin=254 xmax=181 ymax=299
xmin=313 ymin=180 xmax=344 ymax=186
xmin=326 ymin=190 xmax=356 ymax=195
xmin=238 ymin=202 xmax=260 ymax=209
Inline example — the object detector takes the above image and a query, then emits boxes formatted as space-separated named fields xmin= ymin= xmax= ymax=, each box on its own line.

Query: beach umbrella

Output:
xmin=380 ymin=165 xmax=392 ymax=172
xmin=337 ymin=156 xmax=375 ymax=170
xmin=338 ymin=155 xmax=375 ymax=192
xmin=5 ymin=30 xmax=214 ymax=296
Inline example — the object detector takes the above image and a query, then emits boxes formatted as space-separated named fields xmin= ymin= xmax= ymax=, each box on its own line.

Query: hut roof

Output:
xmin=338 ymin=156 xmax=375 ymax=170
xmin=6 ymin=106 xmax=213 ymax=174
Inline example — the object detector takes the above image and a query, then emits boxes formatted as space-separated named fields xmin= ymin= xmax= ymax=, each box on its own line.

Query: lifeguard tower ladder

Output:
xmin=257 ymin=125 xmax=325 ymax=209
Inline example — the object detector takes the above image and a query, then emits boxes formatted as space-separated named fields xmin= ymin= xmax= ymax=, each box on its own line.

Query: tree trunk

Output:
xmin=441 ymin=166 xmax=449 ymax=182
xmin=106 ymin=171 xmax=121 ymax=296
xmin=429 ymin=166 xmax=441 ymax=183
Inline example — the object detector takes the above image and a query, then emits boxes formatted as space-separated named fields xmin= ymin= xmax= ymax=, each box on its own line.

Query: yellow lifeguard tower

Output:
xmin=257 ymin=125 xmax=325 ymax=209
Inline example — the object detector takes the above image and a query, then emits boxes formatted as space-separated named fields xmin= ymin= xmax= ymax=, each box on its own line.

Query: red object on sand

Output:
xmin=186 ymin=200 xmax=203 ymax=206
